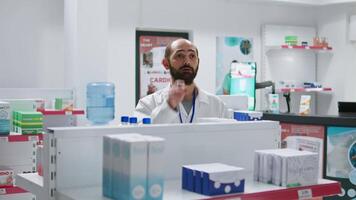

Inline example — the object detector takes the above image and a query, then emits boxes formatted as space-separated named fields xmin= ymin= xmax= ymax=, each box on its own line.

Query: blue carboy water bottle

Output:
xmin=86 ymin=82 xmax=115 ymax=124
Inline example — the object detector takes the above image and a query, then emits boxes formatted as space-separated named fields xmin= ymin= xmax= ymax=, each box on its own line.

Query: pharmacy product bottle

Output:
xmin=142 ymin=118 xmax=151 ymax=125
xmin=129 ymin=117 xmax=138 ymax=125
xmin=86 ymin=82 xmax=115 ymax=124
xmin=120 ymin=116 xmax=129 ymax=125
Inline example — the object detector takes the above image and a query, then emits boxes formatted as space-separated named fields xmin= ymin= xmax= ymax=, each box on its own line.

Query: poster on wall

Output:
xmin=280 ymin=123 xmax=325 ymax=179
xmin=135 ymin=30 xmax=189 ymax=104
xmin=325 ymin=126 xmax=356 ymax=200
xmin=216 ymin=36 xmax=255 ymax=110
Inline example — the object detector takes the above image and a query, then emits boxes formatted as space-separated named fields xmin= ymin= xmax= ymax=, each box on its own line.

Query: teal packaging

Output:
xmin=143 ymin=136 xmax=165 ymax=200
xmin=103 ymin=135 xmax=115 ymax=198
xmin=0 ymin=101 xmax=10 ymax=135
xmin=111 ymin=134 xmax=147 ymax=200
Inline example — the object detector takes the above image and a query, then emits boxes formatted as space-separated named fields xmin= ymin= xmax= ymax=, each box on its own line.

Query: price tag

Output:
xmin=0 ymin=188 xmax=6 ymax=195
xmin=288 ymin=46 xmax=293 ymax=49
xmin=29 ymin=135 xmax=38 ymax=141
xmin=65 ymin=111 xmax=72 ymax=115
xmin=0 ymin=137 xmax=9 ymax=143
xmin=298 ymin=188 xmax=312 ymax=200
xmin=305 ymin=46 xmax=310 ymax=49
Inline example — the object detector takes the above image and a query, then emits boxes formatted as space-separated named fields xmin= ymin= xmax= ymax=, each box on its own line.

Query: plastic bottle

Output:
xmin=86 ymin=82 xmax=115 ymax=124
xmin=120 ymin=116 xmax=129 ymax=125
xmin=142 ymin=117 xmax=151 ymax=125
xmin=129 ymin=117 xmax=138 ymax=125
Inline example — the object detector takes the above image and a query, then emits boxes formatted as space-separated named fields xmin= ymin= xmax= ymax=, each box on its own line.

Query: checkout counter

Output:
xmin=263 ymin=111 xmax=356 ymax=200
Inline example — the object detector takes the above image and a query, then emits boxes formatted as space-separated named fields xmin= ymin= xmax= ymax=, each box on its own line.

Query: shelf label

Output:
xmin=65 ymin=111 xmax=72 ymax=115
xmin=225 ymin=198 xmax=241 ymax=200
xmin=29 ymin=136 xmax=38 ymax=141
xmin=298 ymin=188 xmax=312 ymax=199
xmin=0 ymin=137 xmax=9 ymax=143
xmin=0 ymin=188 xmax=6 ymax=195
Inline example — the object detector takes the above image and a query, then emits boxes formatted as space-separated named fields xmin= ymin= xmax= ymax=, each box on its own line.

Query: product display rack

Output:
xmin=53 ymin=178 xmax=340 ymax=200
xmin=261 ymin=24 xmax=334 ymax=114
xmin=266 ymin=45 xmax=333 ymax=52
xmin=15 ymin=121 xmax=341 ymax=200
xmin=276 ymin=87 xmax=332 ymax=93
xmin=0 ymin=133 xmax=42 ymax=199
xmin=0 ymin=186 xmax=27 ymax=195
xmin=36 ymin=109 xmax=85 ymax=116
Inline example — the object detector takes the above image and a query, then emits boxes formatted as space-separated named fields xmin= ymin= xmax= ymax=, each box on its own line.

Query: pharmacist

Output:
xmin=135 ymin=39 xmax=229 ymax=124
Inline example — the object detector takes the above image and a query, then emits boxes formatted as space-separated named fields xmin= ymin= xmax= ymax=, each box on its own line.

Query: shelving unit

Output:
xmin=261 ymin=24 xmax=334 ymax=114
xmin=15 ymin=121 xmax=341 ymax=200
xmin=0 ymin=133 xmax=42 ymax=199
xmin=0 ymin=186 xmax=27 ymax=195
xmin=277 ymin=87 xmax=332 ymax=93
xmin=0 ymin=88 xmax=80 ymax=200
xmin=266 ymin=45 xmax=333 ymax=52
xmin=16 ymin=173 xmax=43 ymax=198
xmin=36 ymin=109 xmax=84 ymax=116
xmin=54 ymin=179 xmax=340 ymax=200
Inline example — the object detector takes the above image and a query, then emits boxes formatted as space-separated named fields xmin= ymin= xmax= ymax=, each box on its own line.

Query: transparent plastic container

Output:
xmin=86 ymin=82 xmax=115 ymax=124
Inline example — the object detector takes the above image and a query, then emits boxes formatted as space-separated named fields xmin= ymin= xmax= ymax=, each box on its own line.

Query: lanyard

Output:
xmin=179 ymin=88 xmax=196 ymax=124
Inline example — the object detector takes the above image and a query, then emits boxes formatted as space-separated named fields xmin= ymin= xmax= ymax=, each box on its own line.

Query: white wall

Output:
xmin=0 ymin=0 xmax=321 ymax=118
xmin=0 ymin=0 xmax=64 ymax=88
xmin=316 ymin=4 xmax=356 ymax=115
xmin=108 ymin=0 xmax=317 ymax=116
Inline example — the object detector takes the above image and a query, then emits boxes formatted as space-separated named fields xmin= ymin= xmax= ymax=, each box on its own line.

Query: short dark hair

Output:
xmin=164 ymin=39 xmax=199 ymax=59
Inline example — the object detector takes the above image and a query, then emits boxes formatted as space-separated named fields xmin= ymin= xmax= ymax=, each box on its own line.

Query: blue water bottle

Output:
xmin=86 ymin=82 xmax=115 ymax=124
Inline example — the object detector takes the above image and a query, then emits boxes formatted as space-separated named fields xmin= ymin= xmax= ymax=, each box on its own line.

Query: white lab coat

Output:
xmin=134 ymin=86 xmax=230 ymax=124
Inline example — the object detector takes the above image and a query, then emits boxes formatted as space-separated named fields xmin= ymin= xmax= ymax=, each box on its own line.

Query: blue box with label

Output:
xmin=182 ymin=163 xmax=245 ymax=196
xmin=233 ymin=111 xmax=263 ymax=121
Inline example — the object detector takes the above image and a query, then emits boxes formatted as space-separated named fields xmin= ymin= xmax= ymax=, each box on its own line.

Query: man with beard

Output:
xmin=135 ymin=39 xmax=229 ymax=124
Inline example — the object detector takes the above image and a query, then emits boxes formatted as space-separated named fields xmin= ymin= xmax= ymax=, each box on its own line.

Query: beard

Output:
xmin=169 ymin=63 xmax=199 ymax=85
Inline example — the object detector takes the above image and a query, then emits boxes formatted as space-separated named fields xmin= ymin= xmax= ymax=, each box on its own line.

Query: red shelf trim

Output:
xmin=0 ymin=134 xmax=43 ymax=142
xmin=279 ymin=87 xmax=332 ymax=93
xmin=281 ymin=45 xmax=332 ymax=50
xmin=0 ymin=186 xmax=28 ymax=195
xmin=201 ymin=181 xmax=341 ymax=200
xmin=37 ymin=109 xmax=85 ymax=115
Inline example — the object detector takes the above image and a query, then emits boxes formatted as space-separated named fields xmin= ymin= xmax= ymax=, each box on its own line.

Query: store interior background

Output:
xmin=0 ymin=0 xmax=355 ymax=119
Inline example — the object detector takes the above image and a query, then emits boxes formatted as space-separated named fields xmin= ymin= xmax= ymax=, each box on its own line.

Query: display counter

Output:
xmin=263 ymin=113 xmax=356 ymax=200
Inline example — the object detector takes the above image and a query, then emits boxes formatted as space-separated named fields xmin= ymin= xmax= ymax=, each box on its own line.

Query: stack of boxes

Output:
xmin=103 ymin=133 xmax=165 ymax=200
xmin=182 ymin=163 xmax=245 ymax=196
xmin=254 ymin=149 xmax=319 ymax=187
xmin=0 ymin=101 xmax=10 ymax=136
xmin=0 ymin=166 xmax=14 ymax=188
xmin=13 ymin=111 xmax=43 ymax=134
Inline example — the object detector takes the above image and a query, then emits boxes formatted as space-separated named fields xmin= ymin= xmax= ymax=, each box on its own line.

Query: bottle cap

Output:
xmin=129 ymin=117 xmax=138 ymax=124
xmin=142 ymin=118 xmax=151 ymax=124
xmin=121 ymin=116 xmax=129 ymax=123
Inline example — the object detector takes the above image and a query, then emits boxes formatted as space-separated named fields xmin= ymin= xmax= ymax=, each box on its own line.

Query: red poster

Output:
xmin=281 ymin=123 xmax=325 ymax=141
xmin=139 ymin=35 xmax=181 ymax=98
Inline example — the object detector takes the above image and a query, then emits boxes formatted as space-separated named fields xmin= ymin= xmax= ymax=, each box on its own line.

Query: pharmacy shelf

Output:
xmin=0 ymin=133 xmax=43 ymax=143
xmin=55 ymin=179 xmax=340 ymax=200
xmin=276 ymin=87 xmax=332 ymax=93
xmin=16 ymin=173 xmax=43 ymax=198
xmin=266 ymin=45 xmax=332 ymax=52
xmin=37 ymin=109 xmax=84 ymax=116
xmin=0 ymin=186 xmax=27 ymax=195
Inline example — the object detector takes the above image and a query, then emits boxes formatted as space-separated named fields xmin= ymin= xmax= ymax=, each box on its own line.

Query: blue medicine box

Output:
xmin=182 ymin=163 xmax=245 ymax=196
xmin=233 ymin=111 xmax=263 ymax=121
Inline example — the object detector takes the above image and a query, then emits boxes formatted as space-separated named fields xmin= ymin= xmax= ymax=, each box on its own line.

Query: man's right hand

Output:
xmin=167 ymin=80 xmax=186 ymax=110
